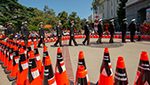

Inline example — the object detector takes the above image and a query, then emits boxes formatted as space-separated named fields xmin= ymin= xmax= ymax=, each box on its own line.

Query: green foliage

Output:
xmin=117 ymin=0 xmax=128 ymax=24
xmin=68 ymin=12 xmax=81 ymax=30
xmin=28 ymin=25 xmax=39 ymax=31
xmin=91 ymin=0 xmax=101 ymax=13
xmin=43 ymin=28 xmax=50 ymax=31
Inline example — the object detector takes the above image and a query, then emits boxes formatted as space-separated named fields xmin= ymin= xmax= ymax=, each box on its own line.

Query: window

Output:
xmin=111 ymin=0 xmax=113 ymax=6
xmin=111 ymin=9 xmax=113 ymax=16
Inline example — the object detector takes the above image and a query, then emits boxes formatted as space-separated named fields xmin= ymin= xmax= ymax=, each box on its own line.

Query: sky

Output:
xmin=18 ymin=0 xmax=93 ymax=19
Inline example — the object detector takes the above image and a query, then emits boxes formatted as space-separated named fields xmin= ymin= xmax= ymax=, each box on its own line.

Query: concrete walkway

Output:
xmin=0 ymin=38 xmax=150 ymax=85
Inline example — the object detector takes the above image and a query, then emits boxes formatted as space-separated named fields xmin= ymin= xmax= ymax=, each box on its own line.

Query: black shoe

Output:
xmin=53 ymin=44 xmax=57 ymax=47
xmin=96 ymin=41 xmax=99 ymax=44
xmin=99 ymin=42 xmax=103 ymax=44
xmin=75 ymin=44 xmax=78 ymax=46
xmin=38 ymin=46 xmax=42 ymax=48
xmin=122 ymin=42 xmax=127 ymax=43
xmin=60 ymin=45 xmax=64 ymax=47
xmin=82 ymin=42 xmax=85 ymax=45
xmin=131 ymin=41 xmax=135 ymax=42
xmin=69 ymin=44 xmax=73 ymax=46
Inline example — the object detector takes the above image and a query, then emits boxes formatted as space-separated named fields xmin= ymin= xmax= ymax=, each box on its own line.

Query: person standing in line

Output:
xmin=7 ymin=23 xmax=15 ymax=39
xmin=108 ymin=19 xmax=115 ymax=43
xmin=38 ymin=22 xmax=45 ymax=48
xmin=121 ymin=18 xmax=128 ymax=43
xmin=96 ymin=19 xmax=103 ymax=44
xmin=82 ymin=21 xmax=90 ymax=45
xmin=69 ymin=21 xmax=78 ymax=46
xmin=54 ymin=21 xmax=63 ymax=47
xmin=128 ymin=19 xmax=137 ymax=42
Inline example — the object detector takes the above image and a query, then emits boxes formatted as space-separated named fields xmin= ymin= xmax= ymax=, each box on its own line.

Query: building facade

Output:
xmin=126 ymin=0 xmax=150 ymax=24
xmin=97 ymin=0 xmax=119 ymax=20
xmin=88 ymin=14 xmax=97 ymax=22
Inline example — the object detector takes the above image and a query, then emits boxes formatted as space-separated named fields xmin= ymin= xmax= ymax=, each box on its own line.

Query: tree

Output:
xmin=68 ymin=12 xmax=81 ymax=30
xmin=91 ymin=0 xmax=101 ymax=14
xmin=117 ymin=0 xmax=128 ymax=24
xmin=57 ymin=11 xmax=69 ymax=29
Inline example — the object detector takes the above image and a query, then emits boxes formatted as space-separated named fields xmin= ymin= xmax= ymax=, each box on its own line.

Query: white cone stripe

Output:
xmin=24 ymin=51 xmax=27 ymax=54
xmin=31 ymin=69 xmax=40 ymax=79
xmin=21 ymin=62 xmax=28 ymax=70
xmin=48 ymin=76 xmax=55 ymax=81
xmin=110 ymin=68 xmax=113 ymax=76
xmin=62 ymin=65 xmax=66 ymax=72
xmin=51 ymin=81 xmax=57 ymax=85
xmin=10 ymin=55 xmax=13 ymax=60
xmin=44 ymin=73 xmax=49 ymax=76
xmin=15 ymin=58 xmax=19 ymax=64
xmin=44 ymin=69 xmax=49 ymax=72
xmin=4 ymin=51 xmax=6 ymax=54
xmin=36 ymin=56 xmax=41 ymax=61
xmin=7 ymin=52 xmax=9 ymax=56
xmin=86 ymin=74 xmax=89 ymax=82
xmin=144 ymin=81 xmax=149 ymax=85
xmin=108 ymin=63 xmax=111 ymax=66
xmin=60 ymin=61 xmax=64 ymax=64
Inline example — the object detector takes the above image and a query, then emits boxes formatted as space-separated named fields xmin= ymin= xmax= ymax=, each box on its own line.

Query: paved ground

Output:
xmin=0 ymin=38 xmax=150 ymax=85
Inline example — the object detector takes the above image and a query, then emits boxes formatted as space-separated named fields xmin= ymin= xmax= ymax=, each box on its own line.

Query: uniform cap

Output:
xmin=110 ymin=19 xmax=114 ymax=22
xmin=99 ymin=19 xmax=102 ymax=22
xmin=24 ymin=21 xmax=27 ymax=24
xmin=9 ymin=23 xmax=12 ymax=25
xmin=58 ymin=20 xmax=61 ymax=23
xmin=39 ymin=22 xmax=43 ymax=25
xmin=123 ymin=18 xmax=127 ymax=21
xmin=86 ymin=20 xmax=89 ymax=23
xmin=131 ymin=19 xmax=135 ymax=22
xmin=71 ymin=21 xmax=74 ymax=23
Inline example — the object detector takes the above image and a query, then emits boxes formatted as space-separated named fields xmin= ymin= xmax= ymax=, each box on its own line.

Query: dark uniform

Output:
xmin=21 ymin=25 xmax=29 ymax=46
xmin=54 ymin=24 xmax=63 ymax=46
xmin=7 ymin=23 xmax=15 ymax=39
xmin=128 ymin=21 xmax=136 ymax=42
xmin=121 ymin=21 xmax=128 ymax=42
xmin=82 ymin=23 xmax=90 ymax=45
xmin=38 ymin=26 xmax=45 ymax=47
xmin=108 ymin=22 xmax=115 ymax=43
xmin=69 ymin=24 xmax=78 ymax=46
xmin=97 ymin=22 xmax=103 ymax=43
xmin=4 ymin=25 xmax=8 ymax=37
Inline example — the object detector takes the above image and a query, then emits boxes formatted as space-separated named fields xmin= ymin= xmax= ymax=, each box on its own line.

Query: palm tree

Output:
xmin=91 ymin=0 xmax=101 ymax=14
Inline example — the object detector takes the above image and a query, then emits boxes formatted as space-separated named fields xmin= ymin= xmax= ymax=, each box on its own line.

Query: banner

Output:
xmin=146 ymin=8 xmax=150 ymax=21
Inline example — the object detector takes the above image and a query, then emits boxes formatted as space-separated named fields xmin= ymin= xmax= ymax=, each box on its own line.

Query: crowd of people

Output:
xmin=1 ymin=18 xmax=137 ymax=47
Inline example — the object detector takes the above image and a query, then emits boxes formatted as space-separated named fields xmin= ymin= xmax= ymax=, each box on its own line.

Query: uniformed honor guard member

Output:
xmin=69 ymin=21 xmax=78 ymax=46
xmin=82 ymin=20 xmax=90 ymax=45
xmin=108 ymin=19 xmax=115 ymax=43
xmin=38 ymin=22 xmax=45 ymax=48
xmin=4 ymin=24 xmax=9 ymax=37
xmin=128 ymin=19 xmax=137 ymax=42
xmin=54 ymin=21 xmax=63 ymax=47
xmin=7 ymin=23 xmax=15 ymax=39
xmin=96 ymin=19 xmax=103 ymax=44
xmin=21 ymin=21 xmax=29 ymax=47
xmin=121 ymin=18 xmax=128 ymax=43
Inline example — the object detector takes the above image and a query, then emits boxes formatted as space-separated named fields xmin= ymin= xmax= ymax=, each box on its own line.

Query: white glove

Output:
xmin=58 ymin=34 xmax=60 ymax=36
xmin=41 ymin=36 xmax=43 ymax=38
xmin=71 ymin=34 xmax=73 ymax=36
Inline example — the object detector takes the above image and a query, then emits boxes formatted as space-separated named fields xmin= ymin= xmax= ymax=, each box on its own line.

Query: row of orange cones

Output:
xmin=0 ymin=38 xmax=150 ymax=85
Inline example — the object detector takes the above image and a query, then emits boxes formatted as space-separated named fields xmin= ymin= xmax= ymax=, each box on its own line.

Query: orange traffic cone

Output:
xmin=97 ymin=48 xmax=113 ymax=85
xmin=114 ymin=57 xmax=128 ymax=85
xmin=75 ymin=51 xmax=90 ymax=85
xmin=27 ymin=42 xmax=32 ymax=63
xmin=21 ymin=40 xmax=27 ymax=57
xmin=12 ymin=47 xmax=28 ymax=85
xmin=54 ymin=37 xmax=57 ymax=41
xmin=55 ymin=48 xmax=70 ymax=85
xmin=2 ymin=41 xmax=9 ymax=69
xmin=33 ymin=36 xmax=37 ymax=45
xmin=7 ymin=45 xmax=19 ymax=81
xmin=43 ymin=55 xmax=56 ymax=85
xmin=0 ymin=40 xmax=2 ymax=63
xmin=34 ymin=44 xmax=42 ymax=73
xmin=41 ymin=45 xmax=49 ymax=80
xmin=26 ymin=51 xmax=42 ymax=85
xmin=47 ymin=38 xmax=50 ymax=43
xmin=28 ymin=36 xmax=32 ymax=45
xmin=75 ymin=65 xmax=89 ymax=85
xmin=51 ymin=38 xmax=54 ymax=42
xmin=0 ymin=41 xmax=5 ymax=65
xmin=2 ymin=41 xmax=7 ymax=68
xmin=4 ymin=42 xmax=14 ymax=74
xmin=134 ymin=51 xmax=150 ymax=85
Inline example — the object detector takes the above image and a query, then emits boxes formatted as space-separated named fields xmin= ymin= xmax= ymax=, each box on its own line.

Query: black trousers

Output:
xmin=109 ymin=33 xmax=114 ymax=43
xmin=38 ymin=37 xmax=45 ymax=47
xmin=69 ymin=36 xmax=77 ymax=45
xmin=131 ymin=32 xmax=135 ymax=42
xmin=97 ymin=33 xmax=102 ymax=43
xmin=83 ymin=35 xmax=90 ymax=45
xmin=122 ymin=31 xmax=126 ymax=42
xmin=54 ymin=36 xmax=62 ymax=46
